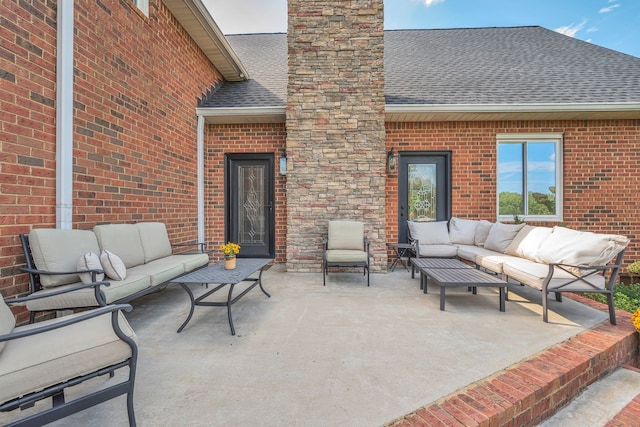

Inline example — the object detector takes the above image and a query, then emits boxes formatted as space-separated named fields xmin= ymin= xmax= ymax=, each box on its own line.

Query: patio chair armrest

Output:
xmin=20 ymin=267 xmax=99 ymax=276
xmin=5 ymin=281 xmax=111 ymax=307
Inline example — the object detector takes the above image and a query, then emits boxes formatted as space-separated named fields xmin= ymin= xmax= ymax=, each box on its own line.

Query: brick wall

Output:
xmin=286 ymin=0 xmax=387 ymax=272
xmin=385 ymin=119 xmax=640 ymax=264
xmin=1 ymin=0 xmax=222 ymax=322
xmin=205 ymin=123 xmax=287 ymax=263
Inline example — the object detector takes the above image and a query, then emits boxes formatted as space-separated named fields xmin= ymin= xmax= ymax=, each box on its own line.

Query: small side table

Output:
xmin=387 ymin=243 xmax=414 ymax=272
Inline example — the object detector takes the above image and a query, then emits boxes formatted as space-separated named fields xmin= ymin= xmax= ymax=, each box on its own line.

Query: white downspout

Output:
xmin=56 ymin=0 xmax=74 ymax=229
xmin=197 ymin=114 xmax=205 ymax=246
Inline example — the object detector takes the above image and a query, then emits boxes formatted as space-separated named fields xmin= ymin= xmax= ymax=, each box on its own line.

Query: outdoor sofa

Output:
xmin=19 ymin=222 xmax=209 ymax=320
xmin=408 ymin=218 xmax=630 ymax=324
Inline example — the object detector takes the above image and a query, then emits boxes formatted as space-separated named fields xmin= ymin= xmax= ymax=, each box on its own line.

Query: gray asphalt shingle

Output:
xmin=200 ymin=26 xmax=640 ymax=109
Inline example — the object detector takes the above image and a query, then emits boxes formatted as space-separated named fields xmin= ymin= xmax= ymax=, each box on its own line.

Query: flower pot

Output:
xmin=225 ymin=256 xmax=236 ymax=270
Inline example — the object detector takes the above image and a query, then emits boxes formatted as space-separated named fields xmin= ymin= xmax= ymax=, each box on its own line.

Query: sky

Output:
xmin=204 ymin=0 xmax=640 ymax=58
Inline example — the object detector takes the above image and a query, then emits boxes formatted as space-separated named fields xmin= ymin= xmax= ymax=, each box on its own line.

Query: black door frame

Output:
xmin=225 ymin=153 xmax=275 ymax=258
xmin=397 ymin=151 xmax=452 ymax=243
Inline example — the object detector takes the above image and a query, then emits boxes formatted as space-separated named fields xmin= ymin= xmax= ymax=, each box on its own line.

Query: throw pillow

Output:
xmin=0 ymin=297 xmax=15 ymax=353
xmin=76 ymin=252 xmax=105 ymax=284
xmin=407 ymin=221 xmax=451 ymax=245
xmin=505 ymin=226 xmax=553 ymax=261
xmin=100 ymin=250 xmax=127 ymax=281
xmin=483 ymin=222 xmax=525 ymax=253
xmin=448 ymin=217 xmax=479 ymax=245
xmin=474 ymin=220 xmax=493 ymax=246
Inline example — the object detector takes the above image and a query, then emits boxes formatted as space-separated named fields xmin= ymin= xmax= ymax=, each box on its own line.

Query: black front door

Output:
xmin=226 ymin=154 xmax=275 ymax=258
xmin=398 ymin=152 xmax=451 ymax=243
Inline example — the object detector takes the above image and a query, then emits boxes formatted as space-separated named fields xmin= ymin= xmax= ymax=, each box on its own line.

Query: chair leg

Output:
xmin=323 ymin=261 xmax=326 ymax=286
xmin=542 ymin=291 xmax=549 ymax=323
xmin=366 ymin=266 xmax=369 ymax=287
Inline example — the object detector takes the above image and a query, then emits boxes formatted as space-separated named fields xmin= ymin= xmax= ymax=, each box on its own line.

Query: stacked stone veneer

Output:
xmin=286 ymin=0 xmax=386 ymax=272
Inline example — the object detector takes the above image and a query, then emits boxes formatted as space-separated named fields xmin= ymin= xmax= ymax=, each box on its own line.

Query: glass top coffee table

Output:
xmin=174 ymin=258 xmax=272 ymax=335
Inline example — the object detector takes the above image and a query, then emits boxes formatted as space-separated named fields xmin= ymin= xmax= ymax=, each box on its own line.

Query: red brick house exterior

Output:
xmin=2 ymin=0 xmax=640 ymax=323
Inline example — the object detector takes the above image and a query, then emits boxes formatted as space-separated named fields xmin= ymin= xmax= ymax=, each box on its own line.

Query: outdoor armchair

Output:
xmin=0 ymin=282 xmax=138 ymax=427
xmin=322 ymin=220 xmax=370 ymax=286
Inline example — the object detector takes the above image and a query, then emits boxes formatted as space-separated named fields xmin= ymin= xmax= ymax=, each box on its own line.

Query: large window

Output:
xmin=497 ymin=133 xmax=563 ymax=222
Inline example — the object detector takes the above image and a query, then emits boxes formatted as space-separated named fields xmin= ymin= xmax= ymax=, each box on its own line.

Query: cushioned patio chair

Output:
xmin=0 ymin=283 xmax=138 ymax=427
xmin=322 ymin=220 xmax=370 ymax=286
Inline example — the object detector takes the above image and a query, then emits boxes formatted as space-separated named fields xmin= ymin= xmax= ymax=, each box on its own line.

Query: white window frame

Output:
xmin=131 ymin=0 xmax=149 ymax=16
xmin=496 ymin=133 xmax=563 ymax=222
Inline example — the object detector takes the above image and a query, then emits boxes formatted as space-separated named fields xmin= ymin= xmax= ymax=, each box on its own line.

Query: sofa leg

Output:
xmin=607 ymin=293 xmax=617 ymax=325
xmin=542 ymin=292 xmax=549 ymax=323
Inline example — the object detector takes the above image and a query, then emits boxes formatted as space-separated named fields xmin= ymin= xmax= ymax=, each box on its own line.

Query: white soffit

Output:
xmin=163 ymin=0 xmax=248 ymax=82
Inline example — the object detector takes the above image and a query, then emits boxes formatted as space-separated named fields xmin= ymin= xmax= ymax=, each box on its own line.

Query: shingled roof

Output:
xmin=198 ymin=26 xmax=640 ymax=123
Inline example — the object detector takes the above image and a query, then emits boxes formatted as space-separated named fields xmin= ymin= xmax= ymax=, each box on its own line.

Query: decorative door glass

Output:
xmin=238 ymin=165 xmax=266 ymax=245
xmin=408 ymin=163 xmax=437 ymax=222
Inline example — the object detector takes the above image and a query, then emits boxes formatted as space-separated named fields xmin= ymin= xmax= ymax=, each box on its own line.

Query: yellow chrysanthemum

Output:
xmin=220 ymin=242 xmax=241 ymax=256
xmin=631 ymin=309 xmax=640 ymax=332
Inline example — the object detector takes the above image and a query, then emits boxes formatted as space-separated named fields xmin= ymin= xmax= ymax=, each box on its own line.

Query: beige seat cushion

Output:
xmin=503 ymin=258 xmax=605 ymax=291
xmin=25 ymin=275 xmax=151 ymax=311
xmin=326 ymin=250 xmax=368 ymax=263
xmin=328 ymin=221 xmax=365 ymax=251
xmin=0 ymin=310 xmax=136 ymax=404
xmin=29 ymin=229 xmax=102 ymax=288
xmin=0 ymin=298 xmax=16 ymax=354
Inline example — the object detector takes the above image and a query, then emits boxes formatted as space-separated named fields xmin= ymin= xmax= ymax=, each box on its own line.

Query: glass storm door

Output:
xmin=226 ymin=154 xmax=275 ymax=258
xmin=398 ymin=152 xmax=451 ymax=243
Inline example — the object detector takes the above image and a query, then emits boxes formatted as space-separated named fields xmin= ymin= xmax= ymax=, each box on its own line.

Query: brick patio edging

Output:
xmin=387 ymin=295 xmax=639 ymax=426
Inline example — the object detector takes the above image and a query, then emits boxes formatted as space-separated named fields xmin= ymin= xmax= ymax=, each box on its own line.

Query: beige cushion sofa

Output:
xmin=408 ymin=218 xmax=630 ymax=323
xmin=20 ymin=222 xmax=209 ymax=317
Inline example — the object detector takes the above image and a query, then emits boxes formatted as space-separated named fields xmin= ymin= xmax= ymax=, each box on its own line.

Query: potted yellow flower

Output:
xmin=220 ymin=242 xmax=241 ymax=270
xmin=631 ymin=309 xmax=640 ymax=333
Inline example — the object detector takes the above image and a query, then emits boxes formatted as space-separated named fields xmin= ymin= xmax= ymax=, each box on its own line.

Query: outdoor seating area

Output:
xmin=408 ymin=218 xmax=630 ymax=323
xmin=3 ymin=265 xmax=634 ymax=426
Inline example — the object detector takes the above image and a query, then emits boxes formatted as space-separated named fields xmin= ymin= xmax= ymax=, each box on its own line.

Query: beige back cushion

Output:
xmin=505 ymin=225 xmax=553 ymax=261
xmin=94 ymin=224 xmax=145 ymax=268
xmin=0 ymin=297 xmax=16 ymax=353
xmin=408 ymin=221 xmax=451 ymax=245
xmin=537 ymin=226 xmax=630 ymax=267
xmin=137 ymin=222 xmax=172 ymax=263
xmin=448 ymin=217 xmax=479 ymax=245
xmin=328 ymin=221 xmax=364 ymax=251
xmin=29 ymin=229 xmax=101 ymax=287
xmin=483 ymin=223 xmax=525 ymax=253
xmin=474 ymin=220 xmax=493 ymax=246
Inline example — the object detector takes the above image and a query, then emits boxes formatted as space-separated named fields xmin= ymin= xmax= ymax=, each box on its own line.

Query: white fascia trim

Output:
xmin=385 ymin=102 xmax=640 ymax=114
xmin=196 ymin=106 xmax=286 ymax=117
xmin=187 ymin=0 xmax=249 ymax=80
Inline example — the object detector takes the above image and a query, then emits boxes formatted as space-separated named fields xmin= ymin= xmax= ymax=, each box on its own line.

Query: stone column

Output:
xmin=286 ymin=0 xmax=386 ymax=272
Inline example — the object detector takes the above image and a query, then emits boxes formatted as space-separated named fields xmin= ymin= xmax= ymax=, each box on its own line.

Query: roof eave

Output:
xmin=164 ymin=0 xmax=249 ymax=82
xmin=197 ymin=107 xmax=287 ymax=124
xmin=385 ymin=103 xmax=640 ymax=122
xmin=197 ymin=103 xmax=640 ymax=124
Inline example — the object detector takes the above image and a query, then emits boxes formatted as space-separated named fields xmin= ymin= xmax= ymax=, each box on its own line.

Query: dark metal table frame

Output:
xmin=387 ymin=243 xmax=414 ymax=272
xmin=174 ymin=258 xmax=272 ymax=335
xmin=411 ymin=258 xmax=472 ymax=290
xmin=413 ymin=258 xmax=508 ymax=312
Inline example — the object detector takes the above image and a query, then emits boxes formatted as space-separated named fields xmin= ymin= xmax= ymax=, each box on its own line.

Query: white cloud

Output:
xmin=424 ymin=0 xmax=445 ymax=6
xmin=599 ymin=4 xmax=620 ymax=13
xmin=587 ymin=26 xmax=599 ymax=33
xmin=554 ymin=18 xmax=588 ymax=38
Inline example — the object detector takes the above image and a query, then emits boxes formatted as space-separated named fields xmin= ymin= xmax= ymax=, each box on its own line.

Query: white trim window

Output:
xmin=496 ymin=133 xmax=563 ymax=222
xmin=130 ymin=0 xmax=149 ymax=16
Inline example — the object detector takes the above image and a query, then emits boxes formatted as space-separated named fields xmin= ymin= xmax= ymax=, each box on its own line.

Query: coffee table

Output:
xmin=411 ymin=258 xmax=473 ymax=290
xmin=420 ymin=266 xmax=508 ymax=312
xmin=174 ymin=258 xmax=272 ymax=335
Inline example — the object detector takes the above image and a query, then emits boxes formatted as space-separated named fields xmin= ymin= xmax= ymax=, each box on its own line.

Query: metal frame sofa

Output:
xmin=408 ymin=218 xmax=629 ymax=324
xmin=1 ymin=287 xmax=137 ymax=426
xmin=20 ymin=222 xmax=209 ymax=321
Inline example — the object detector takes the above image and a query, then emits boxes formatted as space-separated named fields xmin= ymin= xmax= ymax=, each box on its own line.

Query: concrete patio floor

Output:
xmin=1 ymin=263 xmax=608 ymax=426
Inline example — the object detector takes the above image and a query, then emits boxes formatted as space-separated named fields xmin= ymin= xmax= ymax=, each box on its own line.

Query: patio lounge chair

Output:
xmin=322 ymin=220 xmax=370 ymax=286
xmin=0 ymin=283 xmax=138 ymax=426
